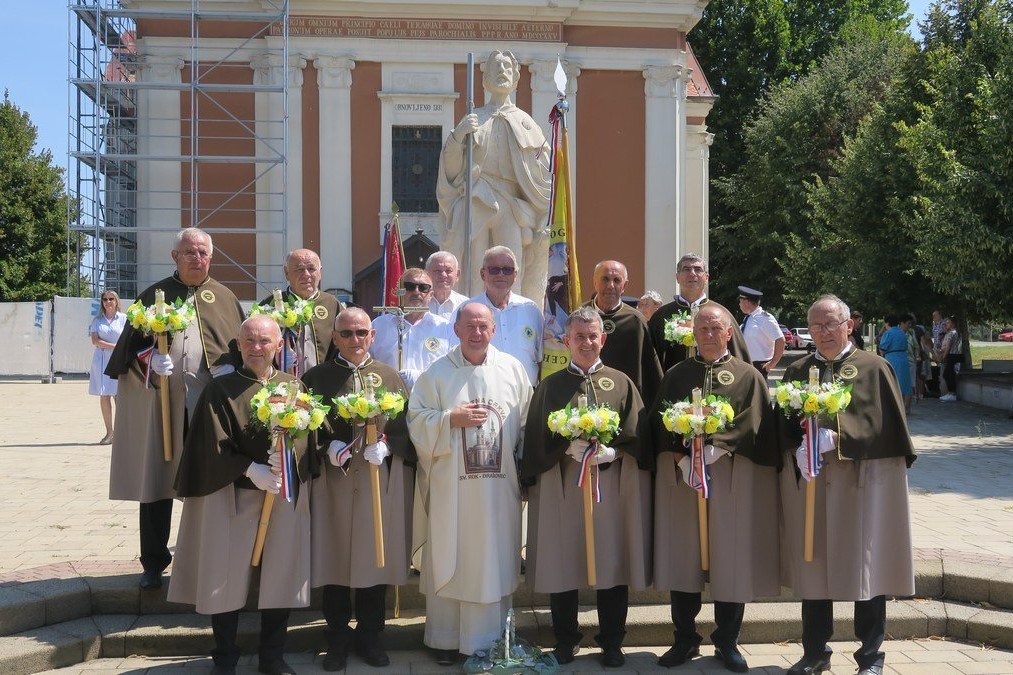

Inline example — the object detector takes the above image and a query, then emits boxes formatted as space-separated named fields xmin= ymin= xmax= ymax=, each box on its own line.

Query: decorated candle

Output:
xmin=809 ymin=365 xmax=819 ymax=388
xmin=577 ymin=394 xmax=588 ymax=409
xmin=692 ymin=387 xmax=703 ymax=416
xmin=154 ymin=289 xmax=165 ymax=314
xmin=273 ymin=288 xmax=284 ymax=312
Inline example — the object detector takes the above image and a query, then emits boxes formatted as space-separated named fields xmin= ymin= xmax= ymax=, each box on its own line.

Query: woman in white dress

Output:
xmin=89 ymin=290 xmax=126 ymax=444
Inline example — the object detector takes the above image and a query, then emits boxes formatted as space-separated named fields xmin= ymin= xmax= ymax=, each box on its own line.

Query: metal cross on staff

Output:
xmin=371 ymin=304 xmax=429 ymax=370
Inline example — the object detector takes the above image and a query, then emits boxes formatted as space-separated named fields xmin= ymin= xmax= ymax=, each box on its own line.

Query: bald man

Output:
xmin=168 ymin=315 xmax=311 ymax=675
xmin=583 ymin=260 xmax=663 ymax=403
xmin=259 ymin=248 xmax=345 ymax=374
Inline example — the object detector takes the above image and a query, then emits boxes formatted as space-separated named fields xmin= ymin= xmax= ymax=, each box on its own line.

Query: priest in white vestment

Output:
xmin=408 ymin=302 xmax=532 ymax=665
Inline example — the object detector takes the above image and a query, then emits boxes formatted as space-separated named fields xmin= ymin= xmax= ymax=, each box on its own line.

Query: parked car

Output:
xmin=779 ymin=324 xmax=797 ymax=349
xmin=999 ymin=328 xmax=1013 ymax=342
xmin=792 ymin=328 xmax=815 ymax=351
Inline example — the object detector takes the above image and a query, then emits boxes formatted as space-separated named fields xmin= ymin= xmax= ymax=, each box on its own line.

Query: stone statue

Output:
xmin=437 ymin=50 xmax=552 ymax=302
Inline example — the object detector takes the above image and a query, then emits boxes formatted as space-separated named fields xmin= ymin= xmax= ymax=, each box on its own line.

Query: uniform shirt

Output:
xmin=428 ymin=290 xmax=469 ymax=321
xmin=371 ymin=311 xmax=456 ymax=391
xmin=470 ymin=291 xmax=543 ymax=385
xmin=741 ymin=306 xmax=784 ymax=362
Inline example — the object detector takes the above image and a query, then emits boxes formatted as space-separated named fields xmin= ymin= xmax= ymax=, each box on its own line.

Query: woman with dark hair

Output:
xmin=89 ymin=290 xmax=126 ymax=444
xmin=879 ymin=314 xmax=912 ymax=413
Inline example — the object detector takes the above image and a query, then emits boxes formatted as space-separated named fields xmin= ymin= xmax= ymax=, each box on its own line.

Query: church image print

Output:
xmin=462 ymin=403 xmax=504 ymax=474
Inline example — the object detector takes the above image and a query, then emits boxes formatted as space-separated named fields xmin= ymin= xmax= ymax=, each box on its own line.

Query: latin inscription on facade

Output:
xmin=278 ymin=17 xmax=563 ymax=41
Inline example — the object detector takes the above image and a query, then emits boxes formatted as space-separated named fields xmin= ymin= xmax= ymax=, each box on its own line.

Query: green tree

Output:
xmin=0 ymin=92 xmax=73 ymax=301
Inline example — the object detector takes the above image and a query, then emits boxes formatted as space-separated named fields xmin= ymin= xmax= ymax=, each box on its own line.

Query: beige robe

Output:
xmin=167 ymin=483 xmax=311 ymax=614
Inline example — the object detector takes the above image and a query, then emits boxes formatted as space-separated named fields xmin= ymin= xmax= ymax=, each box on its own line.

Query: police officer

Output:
xmin=737 ymin=286 xmax=784 ymax=377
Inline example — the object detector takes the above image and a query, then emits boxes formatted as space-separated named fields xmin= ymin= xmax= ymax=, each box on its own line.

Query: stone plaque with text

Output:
xmin=277 ymin=17 xmax=563 ymax=41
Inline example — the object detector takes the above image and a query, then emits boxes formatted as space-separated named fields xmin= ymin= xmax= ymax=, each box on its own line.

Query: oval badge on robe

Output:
xmin=365 ymin=372 xmax=383 ymax=388
xmin=424 ymin=337 xmax=441 ymax=353
xmin=716 ymin=369 xmax=735 ymax=386
xmin=313 ymin=305 xmax=329 ymax=321
xmin=200 ymin=289 xmax=216 ymax=304
xmin=524 ymin=326 xmax=536 ymax=340
xmin=597 ymin=376 xmax=615 ymax=391
xmin=602 ymin=319 xmax=616 ymax=334
xmin=840 ymin=364 xmax=859 ymax=380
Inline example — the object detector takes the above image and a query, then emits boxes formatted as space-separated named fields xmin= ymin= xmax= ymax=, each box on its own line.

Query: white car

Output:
xmin=791 ymin=328 xmax=815 ymax=351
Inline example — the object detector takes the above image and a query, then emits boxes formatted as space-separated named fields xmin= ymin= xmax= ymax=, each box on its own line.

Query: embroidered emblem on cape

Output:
xmin=365 ymin=372 xmax=383 ymax=388
xmin=424 ymin=337 xmax=440 ymax=353
xmin=314 ymin=305 xmax=329 ymax=320
xmin=602 ymin=319 xmax=616 ymax=334
xmin=840 ymin=364 xmax=859 ymax=380
xmin=200 ymin=289 xmax=216 ymax=304
xmin=598 ymin=376 xmax=615 ymax=391
xmin=716 ymin=369 xmax=735 ymax=386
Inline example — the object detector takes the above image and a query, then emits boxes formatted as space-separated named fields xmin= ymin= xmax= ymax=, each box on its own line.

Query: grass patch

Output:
xmin=970 ymin=344 xmax=1013 ymax=369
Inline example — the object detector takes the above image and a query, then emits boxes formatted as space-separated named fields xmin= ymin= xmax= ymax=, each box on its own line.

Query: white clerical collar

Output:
xmin=702 ymin=350 xmax=730 ymax=364
xmin=815 ymin=343 xmax=853 ymax=362
xmin=595 ymin=298 xmax=623 ymax=313
xmin=568 ymin=359 xmax=604 ymax=376
xmin=287 ymin=286 xmax=320 ymax=301
xmin=676 ymin=294 xmax=707 ymax=308
xmin=338 ymin=354 xmax=371 ymax=369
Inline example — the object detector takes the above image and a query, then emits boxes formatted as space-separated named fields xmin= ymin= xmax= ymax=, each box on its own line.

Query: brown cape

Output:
xmin=582 ymin=300 xmax=663 ymax=405
xmin=647 ymin=298 xmax=748 ymax=372
xmin=258 ymin=288 xmax=344 ymax=365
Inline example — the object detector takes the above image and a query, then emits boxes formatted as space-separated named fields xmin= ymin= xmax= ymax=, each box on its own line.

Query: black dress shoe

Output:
xmin=857 ymin=665 xmax=884 ymax=675
xmin=321 ymin=646 xmax=347 ymax=671
xmin=658 ymin=642 xmax=701 ymax=667
xmin=356 ymin=642 xmax=390 ymax=668
xmin=787 ymin=653 xmax=832 ymax=675
xmin=601 ymin=646 xmax=625 ymax=668
xmin=434 ymin=648 xmax=458 ymax=666
xmin=713 ymin=644 xmax=749 ymax=673
xmin=553 ymin=643 xmax=578 ymax=665
xmin=138 ymin=570 xmax=162 ymax=590
xmin=258 ymin=658 xmax=296 ymax=675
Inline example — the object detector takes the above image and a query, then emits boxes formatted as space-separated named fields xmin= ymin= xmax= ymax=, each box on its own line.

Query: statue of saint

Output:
xmin=437 ymin=50 xmax=552 ymax=301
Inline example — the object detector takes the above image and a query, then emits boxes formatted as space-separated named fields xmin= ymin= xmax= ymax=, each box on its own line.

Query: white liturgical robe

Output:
xmin=408 ymin=345 xmax=532 ymax=607
xmin=370 ymin=311 xmax=456 ymax=390
xmin=468 ymin=292 xmax=543 ymax=385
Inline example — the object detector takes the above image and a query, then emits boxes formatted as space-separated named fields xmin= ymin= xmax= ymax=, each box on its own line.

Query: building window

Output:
xmin=392 ymin=125 xmax=441 ymax=213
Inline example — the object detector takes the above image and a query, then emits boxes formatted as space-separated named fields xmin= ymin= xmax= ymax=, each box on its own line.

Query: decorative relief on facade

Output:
xmin=138 ymin=56 xmax=184 ymax=83
xmin=250 ymin=53 xmax=307 ymax=87
xmin=391 ymin=71 xmax=442 ymax=92
xmin=277 ymin=16 xmax=563 ymax=41
xmin=528 ymin=59 xmax=580 ymax=95
xmin=314 ymin=56 xmax=355 ymax=88
xmin=643 ymin=65 xmax=684 ymax=98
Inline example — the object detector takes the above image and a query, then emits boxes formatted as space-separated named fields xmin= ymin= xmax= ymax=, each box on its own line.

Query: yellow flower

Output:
xmin=722 ymin=403 xmax=735 ymax=421
xmin=149 ymin=318 xmax=167 ymax=333
xmin=337 ymin=403 xmax=352 ymax=420
xmin=675 ymin=416 xmax=692 ymax=435
xmin=309 ymin=408 xmax=325 ymax=428
xmin=130 ymin=314 xmax=146 ymax=330
xmin=257 ymin=405 xmax=271 ymax=423
xmin=577 ymin=413 xmax=595 ymax=433
xmin=353 ymin=397 xmax=372 ymax=418
xmin=826 ymin=394 xmax=841 ymax=415
xmin=775 ymin=388 xmax=790 ymax=405
xmin=704 ymin=417 xmax=720 ymax=434
xmin=168 ymin=314 xmax=184 ymax=331
xmin=379 ymin=392 xmax=403 ymax=413
xmin=280 ymin=411 xmax=299 ymax=428
xmin=302 ymin=305 xmax=314 ymax=320
xmin=283 ymin=310 xmax=299 ymax=327
xmin=803 ymin=396 xmax=820 ymax=415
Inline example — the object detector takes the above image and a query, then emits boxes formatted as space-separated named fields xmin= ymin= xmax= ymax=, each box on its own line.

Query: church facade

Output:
xmin=130 ymin=0 xmax=714 ymax=300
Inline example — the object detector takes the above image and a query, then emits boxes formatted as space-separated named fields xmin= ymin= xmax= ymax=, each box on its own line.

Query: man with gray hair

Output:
xmin=779 ymin=294 xmax=916 ymax=675
xmin=647 ymin=254 xmax=748 ymax=372
xmin=106 ymin=227 xmax=245 ymax=591
xmin=469 ymin=245 xmax=543 ymax=385
xmin=520 ymin=306 xmax=650 ymax=668
xmin=636 ymin=290 xmax=663 ymax=321
xmin=425 ymin=251 xmax=468 ymax=320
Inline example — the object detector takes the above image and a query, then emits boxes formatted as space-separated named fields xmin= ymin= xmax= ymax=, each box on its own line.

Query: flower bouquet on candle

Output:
xmin=332 ymin=388 xmax=406 ymax=424
xmin=546 ymin=401 xmax=621 ymax=444
xmin=248 ymin=295 xmax=316 ymax=329
xmin=773 ymin=380 xmax=852 ymax=419
xmin=660 ymin=394 xmax=735 ymax=441
xmin=126 ymin=296 xmax=196 ymax=334
xmin=250 ymin=381 xmax=330 ymax=439
xmin=663 ymin=310 xmax=695 ymax=347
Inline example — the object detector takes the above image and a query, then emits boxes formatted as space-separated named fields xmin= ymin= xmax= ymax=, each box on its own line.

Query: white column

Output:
xmin=315 ymin=56 xmax=355 ymax=293
xmin=135 ymin=55 xmax=183 ymax=288
xmin=643 ymin=65 xmax=683 ymax=298
xmin=685 ymin=126 xmax=714 ymax=262
xmin=674 ymin=67 xmax=690 ymax=265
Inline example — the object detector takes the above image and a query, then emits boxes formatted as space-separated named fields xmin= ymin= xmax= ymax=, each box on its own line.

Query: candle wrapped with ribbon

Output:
xmin=248 ymin=380 xmax=329 ymax=566
xmin=330 ymin=384 xmax=407 ymax=567
xmin=247 ymin=289 xmax=317 ymax=376
xmin=545 ymin=394 xmax=621 ymax=586
xmin=658 ymin=387 xmax=736 ymax=570
xmin=124 ymin=289 xmax=197 ymax=461
xmin=773 ymin=366 xmax=853 ymax=561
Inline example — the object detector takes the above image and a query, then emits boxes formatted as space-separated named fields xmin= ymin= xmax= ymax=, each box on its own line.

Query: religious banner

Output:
xmin=540 ymin=61 xmax=580 ymax=380
xmin=380 ymin=209 xmax=406 ymax=308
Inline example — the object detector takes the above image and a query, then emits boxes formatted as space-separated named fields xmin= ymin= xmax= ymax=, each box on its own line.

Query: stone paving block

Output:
xmin=21 ymin=577 xmax=92 ymax=626
xmin=92 ymin=614 xmax=135 ymax=658
xmin=944 ymin=562 xmax=994 ymax=604
xmin=899 ymin=599 xmax=947 ymax=638
xmin=0 ymin=584 xmax=47 ymax=635
xmin=914 ymin=558 xmax=943 ymax=598
xmin=122 ymin=612 xmax=215 ymax=657
xmin=954 ymin=662 xmax=1013 ymax=674
xmin=967 ymin=606 xmax=1013 ymax=649
xmin=82 ymin=575 xmax=138 ymax=616
xmin=945 ymin=602 xmax=985 ymax=641
xmin=881 ymin=600 xmax=931 ymax=639
xmin=0 ymin=618 xmax=100 ymax=675
xmin=990 ymin=567 xmax=1013 ymax=610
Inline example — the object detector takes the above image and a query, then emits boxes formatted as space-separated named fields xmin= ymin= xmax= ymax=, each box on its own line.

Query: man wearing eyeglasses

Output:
xmin=302 ymin=307 xmax=415 ymax=671
xmin=371 ymin=268 xmax=455 ymax=391
xmin=647 ymin=254 xmax=748 ymax=373
xmin=779 ymin=295 xmax=915 ymax=675
xmin=425 ymin=251 xmax=468 ymax=320
xmin=258 ymin=248 xmax=344 ymax=374
xmin=106 ymin=227 xmax=245 ymax=591
xmin=469 ymin=246 xmax=543 ymax=385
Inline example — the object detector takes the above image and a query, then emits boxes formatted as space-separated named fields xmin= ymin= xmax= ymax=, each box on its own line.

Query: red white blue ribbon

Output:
xmin=576 ymin=438 xmax=602 ymax=503
xmin=335 ymin=426 xmax=365 ymax=476
xmin=279 ymin=435 xmax=297 ymax=503
xmin=137 ymin=338 xmax=156 ymax=389
xmin=801 ymin=417 xmax=823 ymax=480
xmin=685 ymin=435 xmax=710 ymax=499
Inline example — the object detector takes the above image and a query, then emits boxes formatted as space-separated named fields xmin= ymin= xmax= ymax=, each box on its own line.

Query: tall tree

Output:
xmin=0 ymin=92 xmax=72 ymax=301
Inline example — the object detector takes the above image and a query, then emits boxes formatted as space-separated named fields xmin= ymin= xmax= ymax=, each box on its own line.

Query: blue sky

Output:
xmin=3 ymin=1 xmax=934 ymax=167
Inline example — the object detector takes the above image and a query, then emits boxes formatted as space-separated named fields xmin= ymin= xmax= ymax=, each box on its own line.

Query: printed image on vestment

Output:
xmin=461 ymin=401 xmax=504 ymax=474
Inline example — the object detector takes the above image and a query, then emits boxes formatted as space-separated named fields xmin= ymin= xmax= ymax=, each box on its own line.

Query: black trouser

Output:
xmin=943 ymin=354 xmax=961 ymax=394
xmin=751 ymin=361 xmax=769 ymax=378
xmin=670 ymin=591 xmax=744 ymax=649
xmin=322 ymin=584 xmax=387 ymax=649
xmin=801 ymin=596 xmax=886 ymax=669
xmin=549 ymin=585 xmax=628 ymax=650
xmin=211 ymin=607 xmax=290 ymax=666
xmin=139 ymin=498 xmax=173 ymax=573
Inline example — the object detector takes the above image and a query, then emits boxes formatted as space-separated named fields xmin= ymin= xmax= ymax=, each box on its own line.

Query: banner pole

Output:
xmin=463 ymin=52 xmax=474 ymax=296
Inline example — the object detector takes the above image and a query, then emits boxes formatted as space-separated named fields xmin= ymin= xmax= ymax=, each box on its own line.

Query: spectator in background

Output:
xmin=849 ymin=311 xmax=865 ymax=350
xmin=879 ymin=315 xmax=913 ymax=414
xmin=936 ymin=318 xmax=962 ymax=402
xmin=903 ymin=314 xmax=919 ymax=404
xmin=931 ymin=311 xmax=945 ymax=353
xmin=89 ymin=290 xmax=126 ymax=444
xmin=636 ymin=290 xmax=663 ymax=322
xmin=920 ymin=328 xmax=938 ymax=398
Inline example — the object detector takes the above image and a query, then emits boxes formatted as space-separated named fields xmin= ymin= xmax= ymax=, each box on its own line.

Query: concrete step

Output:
xmin=3 ymin=599 xmax=1012 ymax=675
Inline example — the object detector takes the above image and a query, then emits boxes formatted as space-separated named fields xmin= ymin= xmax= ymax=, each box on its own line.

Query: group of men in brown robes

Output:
xmin=105 ymin=236 xmax=914 ymax=675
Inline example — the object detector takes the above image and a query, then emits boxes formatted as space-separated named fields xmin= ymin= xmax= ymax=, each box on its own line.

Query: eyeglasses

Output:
xmin=808 ymin=319 xmax=848 ymax=333
xmin=179 ymin=249 xmax=211 ymax=261
xmin=485 ymin=266 xmax=515 ymax=276
xmin=403 ymin=281 xmax=432 ymax=292
xmin=102 ymin=297 xmax=116 ymax=302
xmin=338 ymin=329 xmax=371 ymax=338
xmin=679 ymin=266 xmax=706 ymax=274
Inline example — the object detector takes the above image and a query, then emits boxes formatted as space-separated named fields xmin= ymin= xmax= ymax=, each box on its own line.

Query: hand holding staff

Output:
xmin=367 ymin=419 xmax=386 ymax=568
xmin=692 ymin=387 xmax=709 ymax=572
xmin=251 ymin=385 xmax=298 ymax=567
xmin=578 ymin=394 xmax=597 ymax=587
xmin=804 ymin=365 xmax=819 ymax=562
xmin=154 ymin=289 xmax=173 ymax=462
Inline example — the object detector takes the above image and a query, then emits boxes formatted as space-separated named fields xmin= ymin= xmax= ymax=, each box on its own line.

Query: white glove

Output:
xmin=245 ymin=462 xmax=280 ymax=493
xmin=794 ymin=429 xmax=837 ymax=477
xmin=565 ymin=439 xmax=589 ymax=462
xmin=210 ymin=364 xmax=235 ymax=378
xmin=327 ymin=440 xmax=349 ymax=467
xmin=678 ymin=456 xmax=692 ymax=481
xmin=150 ymin=353 xmax=174 ymax=376
xmin=588 ymin=445 xmax=617 ymax=466
xmin=363 ymin=440 xmax=391 ymax=466
xmin=267 ymin=450 xmax=283 ymax=471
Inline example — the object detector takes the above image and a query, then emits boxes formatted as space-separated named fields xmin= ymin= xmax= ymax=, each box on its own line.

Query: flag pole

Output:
xmin=463 ymin=52 xmax=474 ymax=296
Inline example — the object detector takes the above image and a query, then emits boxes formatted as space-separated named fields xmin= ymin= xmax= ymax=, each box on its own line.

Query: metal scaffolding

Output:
xmin=68 ymin=0 xmax=290 ymax=299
